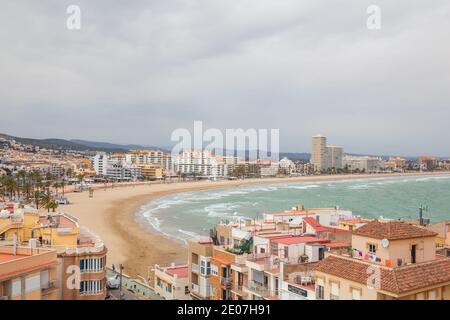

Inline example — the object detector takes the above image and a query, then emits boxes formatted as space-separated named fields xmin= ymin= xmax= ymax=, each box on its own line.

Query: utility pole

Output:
xmin=119 ymin=263 xmax=124 ymax=300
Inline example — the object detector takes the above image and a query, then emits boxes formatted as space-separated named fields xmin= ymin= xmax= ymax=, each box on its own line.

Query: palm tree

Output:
xmin=46 ymin=200 xmax=59 ymax=213
xmin=40 ymin=193 xmax=52 ymax=212
xmin=2 ymin=176 xmax=17 ymax=200
xmin=33 ymin=191 xmax=41 ymax=209
xmin=77 ymin=173 xmax=85 ymax=183
xmin=53 ymin=182 xmax=60 ymax=197
xmin=60 ymin=180 xmax=66 ymax=196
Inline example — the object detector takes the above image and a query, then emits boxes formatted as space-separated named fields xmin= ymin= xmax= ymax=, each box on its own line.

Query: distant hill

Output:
xmin=0 ymin=133 xmax=98 ymax=151
xmin=279 ymin=152 xmax=311 ymax=161
xmin=71 ymin=139 xmax=167 ymax=152
xmin=0 ymin=133 xmax=168 ymax=152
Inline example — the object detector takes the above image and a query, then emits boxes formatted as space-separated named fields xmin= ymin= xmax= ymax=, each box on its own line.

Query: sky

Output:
xmin=0 ymin=1 xmax=449 ymax=156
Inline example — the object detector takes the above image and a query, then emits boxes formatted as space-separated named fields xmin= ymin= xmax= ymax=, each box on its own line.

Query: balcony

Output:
xmin=41 ymin=280 xmax=59 ymax=295
xmin=246 ymin=281 xmax=279 ymax=299
xmin=231 ymin=284 xmax=248 ymax=298
xmin=246 ymin=281 xmax=269 ymax=297
xmin=191 ymin=263 xmax=199 ymax=273
xmin=221 ymin=277 xmax=232 ymax=288
xmin=191 ymin=283 xmax=200 ymax=293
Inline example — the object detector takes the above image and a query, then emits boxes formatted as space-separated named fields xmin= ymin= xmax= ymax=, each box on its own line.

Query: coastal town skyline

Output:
xmin=2 ymin=130 xmax=450 ymax=159
xmin=1 ymin=1 xmax=450 ymax=156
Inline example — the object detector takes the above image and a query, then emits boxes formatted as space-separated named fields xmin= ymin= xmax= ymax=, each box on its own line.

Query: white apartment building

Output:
xmin=174 ymin=150 xmax=227 ymax=178
xmin=92 ymin=152 xmax=109 ymax=176
xmin=279 ymin=157 xmax=295 ymax=174
xmin=343 ymin=156 xmax=385 ymax=173
xmin=263 ymin=206 xmax=353 ymax=227
xmin=327 ymin=145 xmax=343 ymax=170
xmin=259 ymin=161 xmax=279 ymax=177
xmin=154 ymin=264 xmax=190 ymax=300
xmin=311 ymin=135 xmax=328 ymax=172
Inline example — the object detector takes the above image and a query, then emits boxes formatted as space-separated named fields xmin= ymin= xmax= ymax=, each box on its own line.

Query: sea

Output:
xmin=136 ymin=175 xmax=450 ymax=244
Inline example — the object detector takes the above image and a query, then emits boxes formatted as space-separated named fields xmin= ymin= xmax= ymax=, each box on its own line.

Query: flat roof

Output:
xmin=165 ymin=266 xmax=189 ymax=278
xmin=272 ymin=236 xmax=329 ymax=245
xmin=0 ymin=253 xmax=29 ymax=263
xmin=266 ymin=208 xmax=350 ymax=217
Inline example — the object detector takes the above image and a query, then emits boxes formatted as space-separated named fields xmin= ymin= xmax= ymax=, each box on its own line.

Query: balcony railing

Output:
xmin=246 ymin=281 xmax=269 ymax=296
xmin=221 ymin=277 xmax=232 ymax=287
xmin=246 ymin=281 xmax=279 ymax=298
xmin=191 ymin=283 xmax=200 ymax=293
xmin=231 ymin=284 xmax=248 ymax=297
xmin=191 ymin=263 xmax=199 ymax=273
xmin=41 ymin=280 xmax=58 ymax=294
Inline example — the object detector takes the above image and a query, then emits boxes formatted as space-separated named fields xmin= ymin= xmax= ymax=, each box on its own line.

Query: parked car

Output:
xmin=106 ymin=274 xmax=120 ymax=289
xmin=56 ymin=198 xmax=70 ymax=205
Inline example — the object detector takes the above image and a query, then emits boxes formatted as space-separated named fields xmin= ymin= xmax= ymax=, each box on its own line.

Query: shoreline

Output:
xmin=64 ymin=172 xmax=449 ymax=279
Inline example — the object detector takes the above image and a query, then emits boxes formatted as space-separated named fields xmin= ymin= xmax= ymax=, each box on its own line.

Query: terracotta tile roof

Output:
xmin=353 ymin=220 xmax=437 ymax=240
xmin=315 ymin=255 xmax=450 ymax=295
xmin=303 ymin=217 xmax=350 ymax=234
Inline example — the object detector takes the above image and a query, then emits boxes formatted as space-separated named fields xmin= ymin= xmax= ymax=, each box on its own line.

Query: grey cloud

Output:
xmin=0 ymin=0 xmax=449 ymax=156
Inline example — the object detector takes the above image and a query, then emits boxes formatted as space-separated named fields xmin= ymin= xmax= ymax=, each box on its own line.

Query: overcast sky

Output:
xmin=1 ymin=1 xmax=449 ymax=156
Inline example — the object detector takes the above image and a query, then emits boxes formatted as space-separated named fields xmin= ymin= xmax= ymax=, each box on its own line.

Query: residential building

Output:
xmin=92 ymin=152 xmax=109 ymax=176
xmin=174 ymin=150 xmax=227 ymax=178
xmin=315 ymin=220 xmax=450 ymax=300
xmin=311 ymin=134 xmax=328 ymax=172
xmin=188 ymin=238 xmax=214 ymax=300
xmin=387 ymin=157 xmax=407 ymax=171
xmin=209 ymin=247 xmax=237 ymax=300
xmin=417 ymin=156 xmax=438 ymax=171
xmin=279 ymin=262 xmax=318 ymax=300
xmin=140 ymin=164 xmax=163 ymax=180
xmin=327 ymin=145 xmax=343 ymax=170
xmin=0 ymin=245 xmax=58 ymax=300
xmin=263 ymin=205 xmax=353 ymax=228
xmin=258 ymin=160 xmax=279 ymax=177
xmin=0 ymin=204 xmax=107 ymax=300
xmin=343 ymin=156 xmax=384 ymax=173
xmin=154 ymin=264 xmax=190 ymax=300
xmin=427 ymin=221 xmax=450 ymax=248
xmin=279 ymin=157 xmax=295 ymax=175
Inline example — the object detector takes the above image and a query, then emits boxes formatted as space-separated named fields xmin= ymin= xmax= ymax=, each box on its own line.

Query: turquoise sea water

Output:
xmin=136 ymin=175 xmax=450 ymax=244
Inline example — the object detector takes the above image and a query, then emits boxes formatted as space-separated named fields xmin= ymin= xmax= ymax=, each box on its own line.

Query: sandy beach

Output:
xmin=64 ymin=172 xmax=448 ymax=279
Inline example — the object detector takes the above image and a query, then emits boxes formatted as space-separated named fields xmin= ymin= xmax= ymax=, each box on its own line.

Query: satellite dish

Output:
xmin=381 ymin=239 xmax=390 ymax=248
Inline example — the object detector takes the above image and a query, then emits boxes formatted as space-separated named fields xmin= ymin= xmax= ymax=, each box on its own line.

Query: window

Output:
xmin=185 ymin=286 xmax=190 ymax=294
xmin=80 ymin=258 xmax=104 ymax=273
xmin=167 ymin=284 xmax=172 ymax=293
xmin=428 ymin=290 xmax=437 ymax=300
xmin=211 ymin=264 xmax=219 ymax=276
xmin=330 ymin=282 xmax=339 ymax=300
xmin=80 ymin=280 xmax=103 ymax=295
xmin=260 ymin=248 xmax=265 ymax=254
xmin=351 ymin=288 xmax=361 ymax=300
xmin=316 ymin=285 xmax=324 ymax=300
xmin=367 ymin=243 xmax=377 ymax=254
